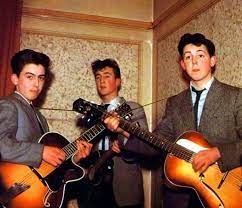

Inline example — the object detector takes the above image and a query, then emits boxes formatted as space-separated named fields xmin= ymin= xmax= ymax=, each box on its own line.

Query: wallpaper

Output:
xmin=21 ymin=32 xmax=140 ymax=140
xmin=156 ymin=0 xmax=242 ymax=122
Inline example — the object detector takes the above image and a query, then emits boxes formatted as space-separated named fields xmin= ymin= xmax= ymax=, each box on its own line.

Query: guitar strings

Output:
xmin=10 ymin=104 xmax=132 ymax=190
xmin=87 ymin=103 xmax=242 ymax=189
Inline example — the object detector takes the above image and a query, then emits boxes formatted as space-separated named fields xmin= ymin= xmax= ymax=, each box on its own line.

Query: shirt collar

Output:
xmin=190 ymin=76 xmax=214 ymax=92
xmin=14 ymin=91 xmax=32 ymax=105
xmin=103 ymin=96 xmax=126 ymax=111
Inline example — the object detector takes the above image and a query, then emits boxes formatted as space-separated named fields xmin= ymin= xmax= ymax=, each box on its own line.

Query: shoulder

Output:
xmin=0 ymin=94 xmax=18 ymax=109
xmin=214 ymin=79 xmax=242 ymax=97
xmin=167 ymin=88 xmax=190 ymax=104
xmin=126 ymin=101 xmax=142 ymax=109
xmin=0 ymin=95 xmax=19 ymax=118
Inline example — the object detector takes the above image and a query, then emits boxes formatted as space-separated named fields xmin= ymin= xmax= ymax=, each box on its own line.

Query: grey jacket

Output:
xmin=0 ymin=92 xmax=48 ymax=167
xmin=106 ymin=101 xmax=158 ymax=206
xmin=154 ymin=79 xmax=242 ymax=172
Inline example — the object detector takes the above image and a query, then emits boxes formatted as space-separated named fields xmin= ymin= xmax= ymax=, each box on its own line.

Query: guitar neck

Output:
xmin=63 ymin=122 xmax=106 ymax=159
xmin=63 ymin=102 xmax=132 ymax=159
xmin=119 ymin=119 xmax=194 ymax=163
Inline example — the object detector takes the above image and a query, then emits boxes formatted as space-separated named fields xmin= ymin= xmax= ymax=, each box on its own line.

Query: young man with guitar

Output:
xmin=75 ymin=59 xmax=158 ymax=208
xmin=0 ymin=49 xmax=92 ymax=207
xmin=104 ymin=33 xmax=242 ymax=208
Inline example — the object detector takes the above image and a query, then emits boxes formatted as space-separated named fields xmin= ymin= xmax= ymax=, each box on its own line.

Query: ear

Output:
xmin=115 ymin=78 xmax=121 ymax=89
xmin=180 ymin=59 xmax=186 ymax=71
xmin=210 ymin=56 xmax=217 ymax=68
xmin=11 ymin=74 xmax=19 ymax=86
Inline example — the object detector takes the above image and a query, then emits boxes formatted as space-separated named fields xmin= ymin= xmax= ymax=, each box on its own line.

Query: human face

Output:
xmin=11 ymin=63 xmax=46 ymax=102
xmin=94 ymin=66 xmax=121 ymax=102
xmin=180 ymin=44 xmax=216 ymax=88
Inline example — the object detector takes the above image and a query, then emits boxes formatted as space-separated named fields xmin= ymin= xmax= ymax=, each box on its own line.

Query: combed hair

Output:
xmin=91 ymin=58 xmax=121 ymax=79
xmin=11 ymin=49 xmax=51 ymax=76
xmin=178 ymin=33 xmax=215 ymax=57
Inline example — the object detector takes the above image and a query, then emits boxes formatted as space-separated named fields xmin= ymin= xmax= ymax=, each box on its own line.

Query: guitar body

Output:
xmin=164 ymin=131 xmax=242 ymax=208
xmin=0 ymin=132 xmax=85 ymax=208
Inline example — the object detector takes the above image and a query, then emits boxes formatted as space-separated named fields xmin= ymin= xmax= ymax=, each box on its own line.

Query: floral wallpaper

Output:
xmin=156 ymin=0 xmax=242 ymax=122
xmin=21 ymin=32 xmax=140 ymax=140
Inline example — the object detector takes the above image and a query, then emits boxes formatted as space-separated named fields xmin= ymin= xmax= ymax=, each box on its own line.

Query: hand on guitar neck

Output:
xmin=73 ymin=140 xmax=93 ymax=163
xmin=103 ymin=112 xmax=130 ymax=138
xmin=42 ymin=140 xmax=93 ymax=166
xmin=104 ymin=114 xmax=222 ymax=174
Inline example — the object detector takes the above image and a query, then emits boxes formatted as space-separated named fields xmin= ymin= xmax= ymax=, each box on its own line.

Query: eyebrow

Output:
xmin=24 ymin=72 xmax=46 ymax=77
xmin=183 ymin=49 xmax=206 ymax=55
xmin=96 ymin=71 xmax=113 ymax=76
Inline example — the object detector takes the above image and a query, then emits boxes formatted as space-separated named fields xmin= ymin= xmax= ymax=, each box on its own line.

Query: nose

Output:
xmin=192 ymin=55 xmax=198 ymax=64
xmin=34 ymin=77 xmax=40 ymax=87
xmin=100 ymin=76 xmax=105 ymax=83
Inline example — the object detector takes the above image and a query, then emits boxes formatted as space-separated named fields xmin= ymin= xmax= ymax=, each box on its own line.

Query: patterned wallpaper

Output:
xmin=156 ymin=0 xmax=242 ymax=123
xmin=21 ymin=32 xmax=140 ymax=140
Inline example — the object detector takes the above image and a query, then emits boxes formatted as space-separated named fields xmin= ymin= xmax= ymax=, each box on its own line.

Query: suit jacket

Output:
xmin=154 ymin=78 xmax=242 ymax=172
xmin=0 ymin=92 xmax=48 ymax=167
xmin=102 ymin=101 xmax=158 ymax=206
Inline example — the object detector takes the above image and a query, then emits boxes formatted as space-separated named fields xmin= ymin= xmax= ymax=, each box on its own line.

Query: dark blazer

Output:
xmin=108 ymin=101 xmax=158 ymax=206
xmin=0 ymin=92 xmax=48 ymax=167
xmin=154 ymin=78 xmax=242 ymax=172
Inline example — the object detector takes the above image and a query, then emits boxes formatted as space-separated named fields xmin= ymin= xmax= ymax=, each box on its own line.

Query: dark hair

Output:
xmin=11 ymin=49 xmax=51 ymax=76
xmin=178 ymin=33 xmax=215 ymax=57
xmin=91 ymin=58 xmax=121 ymax=79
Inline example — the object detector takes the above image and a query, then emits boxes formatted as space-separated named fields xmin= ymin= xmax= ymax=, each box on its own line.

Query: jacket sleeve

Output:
xmin=119 ymin=102 xmax=161 ymax=158
xmin=217 ymin=88 xmax=242 ymax=172
xmin=0 ymin=99 xmax=44 ymax=167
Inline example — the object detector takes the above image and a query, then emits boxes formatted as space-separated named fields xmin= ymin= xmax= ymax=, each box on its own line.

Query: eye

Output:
xmin=105 ymin=74 xmax=111 ymax=78
xmin=184 ymin=55 xmax=191 ymax=60
xmin=39 ymin=76 xmax=46 ymax=81
xmin=26 ymin=75 xmax=34 ymax=80
xmin=95 ymin=76 xmax=101 ymax=80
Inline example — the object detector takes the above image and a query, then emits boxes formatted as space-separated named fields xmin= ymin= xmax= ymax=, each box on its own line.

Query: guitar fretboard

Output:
xmin=62 ymin=102 xmax=131 ymax=160
xmin=119 ymin=119 xmax=194 ymax=163
xmin=62 ymin=123 xmax=106 ymax=159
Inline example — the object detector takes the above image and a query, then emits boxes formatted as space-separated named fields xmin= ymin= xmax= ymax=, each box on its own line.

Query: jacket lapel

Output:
xmin=179 ymin=89 xmax=196 ymax=131
xmin=199 ymin=79 xmax=224 ymax=129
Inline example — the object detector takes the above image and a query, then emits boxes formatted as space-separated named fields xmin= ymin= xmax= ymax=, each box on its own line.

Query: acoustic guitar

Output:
xmin=0 ymin=98 xmax=131 ymax=208
xmin=118 ymin=118 xmax=242 ymax=208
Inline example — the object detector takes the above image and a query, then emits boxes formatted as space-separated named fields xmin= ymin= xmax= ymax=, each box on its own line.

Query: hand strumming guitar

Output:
xmin=43 ymin=146 xmax=66 ymax=167
xmin=192 ymin=147 xmax=221 ymax=174
xmin=111 ymin=140 xmax=121 ymax=153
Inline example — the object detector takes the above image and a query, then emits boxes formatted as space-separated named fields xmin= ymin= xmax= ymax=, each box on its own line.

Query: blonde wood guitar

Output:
xmin=118 ymin=119 xmax=242 ymax=208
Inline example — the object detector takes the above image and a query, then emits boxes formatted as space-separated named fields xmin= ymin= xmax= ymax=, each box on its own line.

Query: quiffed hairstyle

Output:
xmin=11 ymin=49 xmax=51 ymax=76
xmin=178 ymin=33 xmax=215 ymax=57
xmin=91 ymin=58 xmax=121 ymax=79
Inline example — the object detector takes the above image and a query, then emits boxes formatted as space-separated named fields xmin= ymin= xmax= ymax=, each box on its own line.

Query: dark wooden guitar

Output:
xmin=117 ymin=118 xmax=242 ymax=208
xmin=0 ymin=98 xmax=131 ymax=208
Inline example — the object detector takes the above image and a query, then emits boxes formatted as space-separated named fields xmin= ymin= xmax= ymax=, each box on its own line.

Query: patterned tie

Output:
xmin=192 ymin=87 xmax=205 ymax=130
xmin=30 ymin=104 xmax=45 ymax=134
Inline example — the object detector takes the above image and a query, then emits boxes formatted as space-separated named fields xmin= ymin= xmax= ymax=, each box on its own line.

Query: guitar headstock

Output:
xmin=73 ymin=98 xmax=133 ymax=127
xmin=73 ymin=98 xmax=104 ymax=126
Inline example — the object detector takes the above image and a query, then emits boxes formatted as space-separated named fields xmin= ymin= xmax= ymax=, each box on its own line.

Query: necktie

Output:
xmin=30 ymin=104 xmax=45 ymax=134
xmin=192 ymin=87 xmax=205 ymax=130
xmin=102 ymin=104 xmax=110 ymax=150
